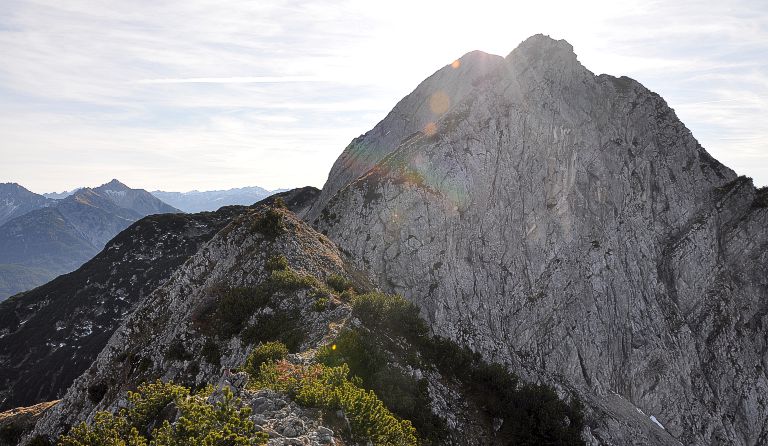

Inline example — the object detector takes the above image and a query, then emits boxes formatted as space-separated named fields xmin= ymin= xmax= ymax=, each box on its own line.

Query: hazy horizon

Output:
xmin=1 ymin=0 xmax=766 ymax=192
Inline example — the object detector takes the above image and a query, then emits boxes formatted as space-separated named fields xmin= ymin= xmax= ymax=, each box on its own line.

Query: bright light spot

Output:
xmin=451 ymin=59 xmax=461 ymax=69
xmin=429 ymin=91 xmax=450 ymax=115
xmin=331 ymin=344 xmax=337 ymax=350
xmin=423 ymin=122 xmax=438 ymax=136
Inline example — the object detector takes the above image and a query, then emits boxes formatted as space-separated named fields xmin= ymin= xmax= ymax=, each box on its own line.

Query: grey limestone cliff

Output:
xmin=310 ymin=35 xmax=768 ymax=445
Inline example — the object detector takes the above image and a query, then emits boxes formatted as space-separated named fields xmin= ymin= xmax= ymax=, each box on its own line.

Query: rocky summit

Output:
xmin=2 ymin=34 xmax=766 ymax=446
xmin=310 ymin=34 xmax=768 ymax=445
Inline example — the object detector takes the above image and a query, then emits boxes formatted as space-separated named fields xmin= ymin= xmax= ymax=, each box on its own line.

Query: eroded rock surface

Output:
xmin=312 ymin=34 xmax=768 ymax=445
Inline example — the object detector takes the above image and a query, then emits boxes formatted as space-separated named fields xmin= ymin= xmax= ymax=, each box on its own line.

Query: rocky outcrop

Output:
xmin=25 ymin=207 xmax=360 ymax=442
xmin=0 ymin=401 xmax=58 ymax=446
xmin=311 ymin=34 xmax=768 ymax=445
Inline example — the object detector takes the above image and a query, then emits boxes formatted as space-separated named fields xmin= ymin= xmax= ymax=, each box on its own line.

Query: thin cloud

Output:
xmin=135 ymin=76 xmax=324 ymax=84
xmin=0 ymin=0 xmax=766 ymax=191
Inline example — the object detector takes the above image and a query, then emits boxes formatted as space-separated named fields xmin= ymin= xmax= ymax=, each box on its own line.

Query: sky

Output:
xmin=0 ymin=0 xmax=766 ymax=193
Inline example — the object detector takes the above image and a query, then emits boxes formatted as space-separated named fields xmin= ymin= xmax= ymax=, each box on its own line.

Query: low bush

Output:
xmin=210 ymin=286 xmax=271 ymax=337
xmin=200 ymin=339 xmax=221 ymax=366
xmin=151 ymin=388 xmax=264 ymax=446
xmin=251 ymin=208 xmax=284 ymax=238
xmin=245 ymin=341 xmax=289 ymax=378
xmin=206 ymin=267 xmax=319 ymax=340
xmin=312 ymin=296 xmax=329 ymax=311
xmin=241 ymin=310 xmax=305 ymax=351
xmin=59 ymin=381 xmax=266 ymax=446
xmin=351 ymin=292 xmax=429 ymax=341
xmin=265 ymin=254 xmax=289 ymax=272
xmin=266 ymin=269 xmax=318 ymax=293
xmin=326 ymin=274 xmax=353 ymax=293
xmin=0 ymin=424 xmax=23 ymax=445
xmin=317 ymin=329 xmax=445 ymax=443
xmin=254 ymin=361 xmax=418 ymax=446
xmin=332 ymin=291 xmax=585 ymax=445
xmin=165 ymin=341 xmax=193 ymax=362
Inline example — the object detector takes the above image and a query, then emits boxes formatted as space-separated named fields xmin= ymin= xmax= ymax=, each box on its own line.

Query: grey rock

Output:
xmin=25 ymin=208 xmax=356 ymax=442
xmin=276 ymin=417 xmax=306 ymax=437
xmin=312 ymin=34 xmax=768 ymax=445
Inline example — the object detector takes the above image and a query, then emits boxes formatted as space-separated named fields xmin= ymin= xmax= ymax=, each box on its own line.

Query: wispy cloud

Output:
xmin=0 ymin=0 xmax=766 ymax=192
xmin=135 ymin=76 xmax=324 ymax=84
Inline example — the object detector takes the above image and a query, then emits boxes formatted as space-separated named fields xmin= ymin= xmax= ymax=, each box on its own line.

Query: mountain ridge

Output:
xmin=0 ymin=180 xmax=180 ymax=301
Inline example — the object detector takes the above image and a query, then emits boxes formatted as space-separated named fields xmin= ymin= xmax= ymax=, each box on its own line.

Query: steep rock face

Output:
xmin=312 ymin=35 xmax=768 ymax=445
xmin=308 ymin=50 xmax=505 ymax=218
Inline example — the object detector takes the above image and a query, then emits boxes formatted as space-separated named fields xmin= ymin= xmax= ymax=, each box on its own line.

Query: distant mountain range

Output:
xmin=44 ymin=185 xmax=284 ymax=213
xmin=0 ymin=180 xmax=179 ymax=300
xmin=150 ymin=186 xmax=286 ymax=212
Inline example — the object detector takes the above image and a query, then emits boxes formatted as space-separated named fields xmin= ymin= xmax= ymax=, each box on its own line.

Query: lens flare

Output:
xmin=429 ymin=91 xmax=450 ymax=115
xmin=451 ymin=59 xmax=461 ymax=69
xmin=423 ymin=122 xmax=437 ymax=136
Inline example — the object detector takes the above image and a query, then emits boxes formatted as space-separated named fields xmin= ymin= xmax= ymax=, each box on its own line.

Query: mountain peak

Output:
xmin=97 ymin=179 xmax=130 ymax=191
xmin=508 ymin=33 xmax=578 ymax=66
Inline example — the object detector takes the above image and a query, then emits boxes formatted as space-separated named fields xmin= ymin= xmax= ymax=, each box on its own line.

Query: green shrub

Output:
xmin=265 ymin=254 xmax=289 ymax=271
xmin=317 ymin=329 xmax=445 ymax=443
xmin=313 ymin=296 xmax=329 ymax=312
xmin=60 ymin=380 xmax=188 ymax=446
xmin=351 ymin=292 xmax=429 ymax=341
xmin=151 ymin=388 xmax=265 ymax=446
xmin=59 ymin=381 xmax=266 ymax=446
xmin=241 ymin=311 xmax=305 ymax=351
xmin=421 ymin=334 xmax=584 ymax=444
xmin=205 ymin=267 xmax=319 ymax=340
xmin=245 ymin=341 xmax=288 ymax=378
xmin=326 ymin=274 xmax=353 ymax=293
xmin=0 ymin=424 xmax=23 ymax=445
xmin=87 ymin=382 xmax=108 ymax=404
xmin=27 ymin=435 xmax=52 ymax=446
xmin=267 ymin=268 xmax=319 ymax=292
xmin=251 ymin=208 xmax=284 ymax=238
xmin=201 ymin=339 xmax=221 ymax=366
xmin=255 ymin=361 xmax=418 ymax=446
xmin=272 ymin=197 xmax=287 ymax=209
xmin=328 ymin=292 xmax=585 ymax=445
xmin=211 ymin=286 xmax=271 ymax=337
xmin=165 ymin=341 xmax=193 ymax=362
